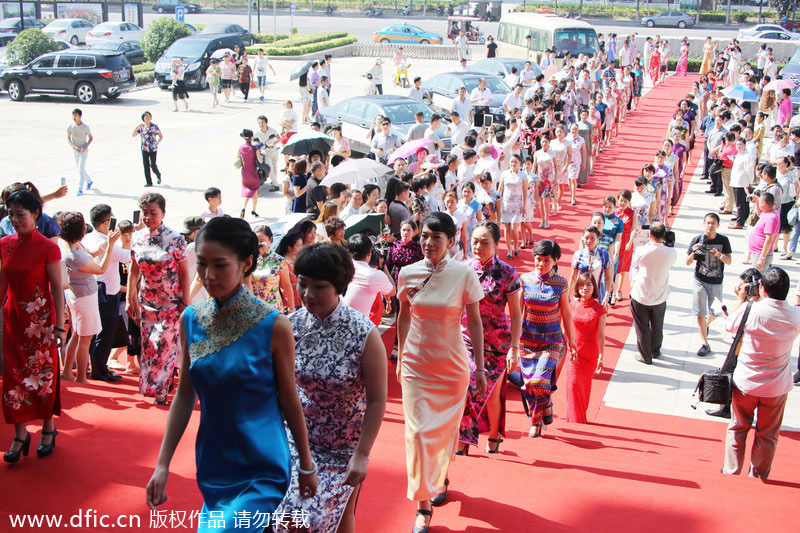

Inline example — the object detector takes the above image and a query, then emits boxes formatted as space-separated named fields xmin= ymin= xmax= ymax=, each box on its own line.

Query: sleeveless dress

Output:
xmin=275 ymin=302 xmax=375 ymax=532
xmin=184 ymin=287 xmax=290 ymax=533
xmin=549 ymin=139 xmax=569 ymax=186
xmin=566 ymin=135 xmax=584 ymax=182
xmin=399 ymin=258 xmax=483 ymax=500
xmin=240 ymin=141 xmax=260 ymax=199
xmin=500 ymin=170 xmax=525 ymax=223
xmin=676 ymin=43 xmax=689 ymax=76
xmin=566 ymin=298 xmax=606 ymax=424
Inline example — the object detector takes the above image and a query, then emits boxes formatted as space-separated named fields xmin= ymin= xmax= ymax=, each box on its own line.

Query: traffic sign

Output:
xmin=289 ymin=2 xmax=296 ymax=14
xmin=175 ymin=6 xmax=185 ymax=23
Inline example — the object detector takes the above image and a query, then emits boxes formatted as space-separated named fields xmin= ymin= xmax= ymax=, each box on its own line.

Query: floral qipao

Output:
xmin=131 ymin=224 xmax=186 ymax=398
xmin=250 ymin=251 xmax=287 ymax=312
xmin=1 ymin=230 xmax=61 ymax=423
xmin=138 ymin=123 xmax=161 ymax=152
xmin=275 ymin=303 xmax=374 ymax=533
xmin=459 ymin=256 xmax=520 ymax=446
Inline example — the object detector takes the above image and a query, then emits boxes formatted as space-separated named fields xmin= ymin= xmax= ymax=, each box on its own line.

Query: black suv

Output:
xmin=0 ymin=17 xmax=45 ymax=35
xmin=1 ymin=50 xmax=134 ymax=103
xmin=154 ymin=34 xmax=243 ymax=90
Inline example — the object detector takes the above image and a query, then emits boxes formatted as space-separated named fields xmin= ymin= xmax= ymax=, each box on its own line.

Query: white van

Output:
xmin=497 ymin=13 xmax=598 ymax=62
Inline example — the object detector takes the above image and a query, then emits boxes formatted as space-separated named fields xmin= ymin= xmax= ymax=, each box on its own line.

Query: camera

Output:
xmin=693 ymin=243 xmax=705 ymax=260
xmin=370 ymin=240 xmax=391 ymax=269
xmin=746 ymin=279 xmax=760 ymax=298
xmin=663 ymin=230 xmax=675 ymax=248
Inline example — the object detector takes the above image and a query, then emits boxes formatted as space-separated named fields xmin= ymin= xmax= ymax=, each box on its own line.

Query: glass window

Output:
xmin=78 ymin=56 xmax=96 ymax=68
xmin=364 ymin=103 xmax=382 ymax=121
xmin=57 ymin=55 xmax=76 ymax=68
xmin=383 ymin=103 xmax=431 ymax=124
xmin=553 ymin=29 xmax=598 ymax=57
xmin=343 ymin=100 xmax=368 ymax=119
xmin=31 ymin=56 xmax=55 ymax=68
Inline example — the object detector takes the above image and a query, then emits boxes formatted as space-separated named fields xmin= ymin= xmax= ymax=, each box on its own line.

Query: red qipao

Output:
xmin=566 ymin=298 xmax=606 ymax=423
xmin=1 ymin=230 xmax=62 ymax=424
xmin=648 ymin=49 xmax=661 ymax=85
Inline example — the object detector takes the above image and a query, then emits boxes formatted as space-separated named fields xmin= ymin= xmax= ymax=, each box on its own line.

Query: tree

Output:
xmin=773 ymin=0 xmax=795 ymax=19
xmin=5 ymin=28 xmax=60 ymax=66
xmin=141 ymin=17 xmax=192 ymax=63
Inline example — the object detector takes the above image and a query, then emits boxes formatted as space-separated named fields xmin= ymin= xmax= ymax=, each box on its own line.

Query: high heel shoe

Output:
xmin=486 ymin=438 xmax=503 ymax=454
xmin=543 ymin=402 xmax=554 ymax=425
xmin=4 ymin=432 xmax=30 ymax=463
xmin=430 ymin=478 xmax=449 ymax=507
xmin=455 ymin=444 xmax=469 ymax=456
xmin=240 ymin=209 xmax=246 ymax=218
xmin=412 ymin=508 xmax=432 ymax=533
xmin=36 ymin=429 xmax=58 ymax=458
xmin=528 ymin=422 xmax=544 ymax=439
xmin=251 ymin=211 xmax=259 ymax=217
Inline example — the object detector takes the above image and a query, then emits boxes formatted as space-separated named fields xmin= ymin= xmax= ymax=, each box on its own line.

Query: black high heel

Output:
xmin=240 ymin=209 xmax=246 ymax=218
xmin=543 ymin=402 xmax=554 ymax=425
xmin=36 ymin=429 xmax=57 ymax=458
xmin=251 ymin=211 xmax=259 ymax=217
xmin=486 ymin=438 xmax=503 ymax=454
xmin=455 ymin=444 xmax=469 ymax=456
xmin=412 ymin=508 xmax=432 ymax=533
xmin=4 ymin=432 xmax=30 ymax=463
xmin=430 ymin=478 xmax=449 ymax=507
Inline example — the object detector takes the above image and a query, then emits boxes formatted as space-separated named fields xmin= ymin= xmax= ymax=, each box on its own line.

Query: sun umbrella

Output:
xmin=721 ymin=85 xmax=758 ymax=101
xmin=210 ymin=48 xmax=235 ymax=59
xmin=344 ymin=213 xmax=385 ymax=240
xmin=387 ymin=138 xmax=434 ymax=165
xmin=764 ymin=79 xmax=797 ymax=92
xmin=319 ymin=158 xmax=391 ymax=187
xmin=269 ymin=213 xmax=315 ymax=252
xmin=541 ymin=63 xmax=559 ymax=80
xmin=290 ymin=60 xmax=315 ymax=81
xmin=281 ymin=131 xmax=334 ymax=156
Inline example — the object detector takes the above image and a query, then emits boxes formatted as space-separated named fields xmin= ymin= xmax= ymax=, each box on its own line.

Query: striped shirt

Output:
xmin=520 ymin=271 xmax=566 ymax=351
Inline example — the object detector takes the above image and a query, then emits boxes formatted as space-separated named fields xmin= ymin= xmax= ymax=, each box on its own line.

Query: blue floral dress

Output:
xmin=250 ymin=251 xmax=287 ymax=312
xmin=459 ymin=256 xmax=520 ymax=446
xmin=275 ymin=302 xmax=375 ymax=533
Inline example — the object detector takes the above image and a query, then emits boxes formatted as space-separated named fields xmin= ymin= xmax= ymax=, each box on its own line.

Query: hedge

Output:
xmin=135 ymin=71 xmax=155 ymax=86
xmin=248 ymin=32 xmax=349 ymax=51
xmin=246 ymin=35 xmax=357 ymax=56
xmin=133 ymin=62 xmax=154 ymax=73
xmin=254 ymin=33 xmax=290 ymax=44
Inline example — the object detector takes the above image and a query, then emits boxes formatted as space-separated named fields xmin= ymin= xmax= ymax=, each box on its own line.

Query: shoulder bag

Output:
xmin=692 ymin=301 xmax=752 ymax=406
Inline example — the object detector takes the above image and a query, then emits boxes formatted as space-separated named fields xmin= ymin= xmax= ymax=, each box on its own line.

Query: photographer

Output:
xmin=686 ymin=213 xmax=732 ymax=358
xmin=722 ymin=267 xmax=800 ymax=479
xmin=342 ymin=234 xmax=396 ymax=324
xmin=706 ymin=268 xmax=762 ymax=419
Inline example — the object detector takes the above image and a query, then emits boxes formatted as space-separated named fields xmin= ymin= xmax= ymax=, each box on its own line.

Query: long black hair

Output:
xmin=195 ymin=216 xmax=259 ymax=276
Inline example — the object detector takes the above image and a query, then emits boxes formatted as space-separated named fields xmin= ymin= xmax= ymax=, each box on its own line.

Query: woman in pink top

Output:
xmin=778 ymin=88 xmax=793 ymax=127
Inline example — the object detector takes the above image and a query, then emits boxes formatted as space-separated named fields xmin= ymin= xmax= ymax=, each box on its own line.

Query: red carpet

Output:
xmin=2 ymin=76 xmax=798 ymax=532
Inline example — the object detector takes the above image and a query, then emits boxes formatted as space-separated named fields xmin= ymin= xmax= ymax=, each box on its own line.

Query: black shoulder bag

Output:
xmin=692 ymin=301 xmax=752 ymax=407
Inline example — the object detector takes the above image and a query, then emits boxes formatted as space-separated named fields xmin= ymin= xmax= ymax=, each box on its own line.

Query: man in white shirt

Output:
xmin=451 ymin=86 xmax=473 ymax=124
xmin=539 ymin=50 xmax=554 ymax=70
xmin=722 ymin=267 xmax=800 ymax=479
xmin=470 ymin=77 xmax=493 ymax=128
xmin=474 ymin=143 xmax=500 ymax=186
xmin=408 ymin=76 xmax=424 ymax=101
xmin=730 ymin=137 xmax=755 ymax=229
xmin=253 ymin=48 xmax=276 ymax=102
xmin=339 ymin=190 xmax=362 ymax=220
xmin=342 ymin=234 xmax=396 ymax=320
xmin=520 ymin=61 xmax=537 ymax=86
xmin=84 ymin=204 xmax=130 ymax=382
xmin=254 ymin=115 xmax=281 ymax=190
xmin=493 ymin=123 xmax=521 ymax=171
xmin=503 ymin=84 xmax=523 ymax=119
xmin=629 ymin=223 xmax=677 ymax=365
xmin=424 ymin=114 xmax=444 ymax=157
xmin=370 ymin=117 xmax=402 ymax=164
xmin=280 ymin=101 xmax=299 ymax=134
xmin=455 ymin=30 xmax=469 ymax=61
xmin=316 ymin=76 xmax=330 ymax=113
xmin=618 ymin=41 xmax=631 ymax=68
xmin=321 ymin=54 xmax=332 ymax=94
xmin=504 ymin=66 xmax=519 ymax=88
xmin=457 ymin=149 xmax=478 ymax=190
xmin=363 ymin=58 xmax=384 ymax=94
xmin=446 ymin=111 xmax=470 ymax=146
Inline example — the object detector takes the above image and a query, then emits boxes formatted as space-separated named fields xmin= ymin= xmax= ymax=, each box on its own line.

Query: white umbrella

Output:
xmin=211 ymin=48 xmax=235 ymax=59
xmin=320 ymin=158 xmax=391 ymax=187
xmin=269 ymin=213 xmax=315 ymax=252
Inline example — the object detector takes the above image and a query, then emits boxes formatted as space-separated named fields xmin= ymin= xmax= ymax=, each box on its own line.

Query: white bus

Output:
xmin=497 ymin=13 xmax=598 ymax=62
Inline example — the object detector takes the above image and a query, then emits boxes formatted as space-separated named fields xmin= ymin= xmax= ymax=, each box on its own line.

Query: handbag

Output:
xmin=788 ymin=203 xmax=798 ymax=227
xmin=693 ymin=301 xmax=752 ymax=406
xmin=233 ymin=158 xmax=242 ymax=169
xmin=250 ymin=79 xmax=256 ymax=89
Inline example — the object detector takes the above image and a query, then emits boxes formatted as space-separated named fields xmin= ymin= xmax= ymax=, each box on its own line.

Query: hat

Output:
xmin=376 ymin=58 xmax=384 ymax=64
xmin=421 ymin=154 xmax=446 ymax=170
xmin=181 ymin=216 xmax=205 ymax=235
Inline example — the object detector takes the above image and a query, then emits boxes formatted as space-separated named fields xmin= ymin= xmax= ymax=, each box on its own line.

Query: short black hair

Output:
xmin=253 ymin=224 xmax=273 ymax=239
xmin=57 ymin=212 xmax=86 ymax=244
xmin=330 ymin=182 xmax=348 ymax=199
xmin=463 ymin=149 xmax=477 ymax=160
xmin=72 ymin=108 xmax=82 ymax=116
xmin=294 ymin=243 xmax=355 ymax=295
xmin=761 ymin=266 xmax=790 ymax=300
xmin=472 ymin=220 xmax=500 ymax=244
xmin=421 ymin=211 xmax=457 ymax=239
xmin=533 ymin=239 xmax=561 ymax=261
xmin=634 ymin=175 xmax=648 ymax=187
xmin=204 ymin=187 xmax=221 ymax=201
xmin=363 ymin=184 xmax=380 ymax=198
xmin=650 ymin=222 xmax=667 ymax=240
xmin=90 ymin=204 xmax=112 ymax=227
xmin=330 ymin=154 xmax=345 ymax=167
xmin=277 ymin=233 xmax=303 ymax=256
xmin=196 ymin=216 xmax=260 ymax=276
xmin=5 ymin=189 xmax=42 ymax=218
xmin=347 ymin=233 xmax=373 ymax=260
xmin=704 ymin=212 xmax=720 ymax=224
xmin=138 ymin=192 xmax=166 ymax=212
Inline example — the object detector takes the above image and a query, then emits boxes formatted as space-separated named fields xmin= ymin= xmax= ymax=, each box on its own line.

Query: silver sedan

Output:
xmin=640 ymin=10 xmax=696 ymax=29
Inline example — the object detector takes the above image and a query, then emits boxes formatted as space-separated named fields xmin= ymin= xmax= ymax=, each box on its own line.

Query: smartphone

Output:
xmin=60 ymin=177 xmax=66 ymax=186
xmin=482 ymin=115 xmax=493 ymax=127
xmin=133 ymin=210 xmax=141 ymax=224
xmin=109 ymin=217 xmax=117 ymax=231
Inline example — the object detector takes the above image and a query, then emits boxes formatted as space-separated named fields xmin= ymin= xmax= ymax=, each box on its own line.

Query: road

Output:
xmin=131 ymin=10 xmax=740 ymax=45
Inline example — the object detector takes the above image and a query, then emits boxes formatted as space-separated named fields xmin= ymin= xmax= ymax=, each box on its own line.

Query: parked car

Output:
xmin=184 ymin=23 xmax=199 ymax=34
xmin=421 ymin=71 xmax=511 ymax=123
xmin=85 ymin=22 xmax=145 ymax=46
xmin=154 ymin=34 xmax=243 ymax=90
xmin=372 ymin=23 xmax=443 ymax=45
xmin=91 ymin=39 xmax=145 ymax=65
xmin=198 ymin=23 xmax=254 ymax=46
xmin=43 ymin=18 xmax=93 ymax=45
xmin=779 ymin=48 xmax=800 ymax=82
xmin=1 ymin=50 xmax=134 ymax=103
xmin=0 ymin=17 xmax=45 ymax=34
xmin=744 ymin=30 xmax=800 ymax=42
xmin=639 ymin=10 xmax=695 ymax=29
xmin=152 ymin=0 xmax=202 ymax=14
xmin=738 ymin=23 xmax=790 ymax=39
xmin=316 ymin=95 xmax=450 ymax=153
xmin=53 ymin=40 xmax=76 ymax=51
xmin=467 ymin=57 xmax=539 ymax=79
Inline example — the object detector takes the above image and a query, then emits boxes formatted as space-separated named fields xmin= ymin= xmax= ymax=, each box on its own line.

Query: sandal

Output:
xmin=486 ymin=437 xmax=503 ymax=454
xmin=412 ymin=508 xmax=433 ymax=533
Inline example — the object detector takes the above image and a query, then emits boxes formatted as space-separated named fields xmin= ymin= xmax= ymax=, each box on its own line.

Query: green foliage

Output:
xmin=133 ymin=62 xmax=155 ymax=73
xmin=135 ymin=71 xmax=155 ymax=86
xmin=246 ymin=35 xmax=357 ymax=56
xmin=247 ymin=32 xmax=351 ymax=54
xmin=253 ymin=33 xmax=290 ymax=44
xmin=513 ymin=3 xmax=777 ymax=23
xmin=141 ymin=17 xmax=192 ymax=63
xmin=5 ymin=28 xmax=60 ymax=66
